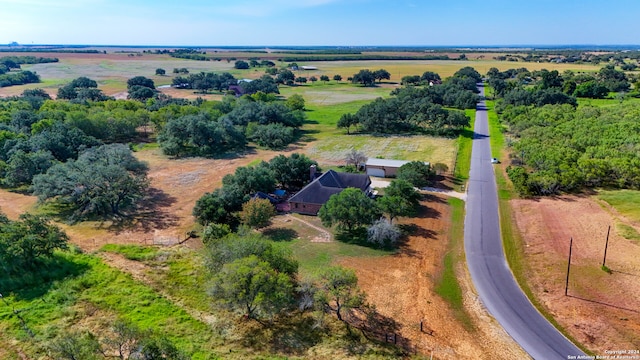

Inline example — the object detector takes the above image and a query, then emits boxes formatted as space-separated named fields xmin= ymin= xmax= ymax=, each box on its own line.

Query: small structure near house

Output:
xmin=288 ymin=170 xmax=372 ymax=215
xmin=365 ymin=158 xmax=430 ymax=178
xmin=366 ymin=158 xmax=408 ymax=178
xmin=301 ymin=66 xmax=318 ymax=70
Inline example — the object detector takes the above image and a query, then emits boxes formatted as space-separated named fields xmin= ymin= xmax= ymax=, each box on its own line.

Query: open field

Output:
xmin=307 ymin=135 xmax=457 ymax=167
xmin=0 ymin=50 xmax=604 ymax=98
xmin=510 ymin=195 xmax=640 ymax=353
xmin=0 ymin=51 xmax=624 ymax=357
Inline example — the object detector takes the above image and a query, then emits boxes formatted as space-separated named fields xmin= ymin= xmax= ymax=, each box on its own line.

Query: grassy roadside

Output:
xmin=433 ymin=108 xmax=475 ymax=331
xmin=435 ymin=197 xmax=474 ymax=331
xmin=452 ymin=109 xmax=476 ymax=185
xmin=485 ymin=100 xmax=591 ymax=355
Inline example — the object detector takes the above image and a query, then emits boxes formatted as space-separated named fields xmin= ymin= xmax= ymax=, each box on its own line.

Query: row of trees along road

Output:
xmin=487 ymin=65 xmax=637 ymax=112
xmin=487 ymin=65 xmax=640 ymax=196
xmin=502 ymin=102 xmax=640 ymax=196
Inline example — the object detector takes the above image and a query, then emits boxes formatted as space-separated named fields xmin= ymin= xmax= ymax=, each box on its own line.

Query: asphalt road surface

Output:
xmin=464 ymin=86 xmax=585 ymax=359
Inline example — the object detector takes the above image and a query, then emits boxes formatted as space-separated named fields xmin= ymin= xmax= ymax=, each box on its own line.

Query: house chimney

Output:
xmin=310 ymin=165 xmax=317 ymax=181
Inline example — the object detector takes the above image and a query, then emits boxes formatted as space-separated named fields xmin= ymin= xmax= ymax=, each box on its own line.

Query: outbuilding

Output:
xmin=365 ymin=158 xmax=410 ymax=178
xmin=365 ymin=158 xmax=429 ymax=178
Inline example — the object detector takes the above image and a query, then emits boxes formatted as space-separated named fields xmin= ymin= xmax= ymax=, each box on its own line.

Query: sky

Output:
xmin=1 ymin=0 xmax=639 ymax=46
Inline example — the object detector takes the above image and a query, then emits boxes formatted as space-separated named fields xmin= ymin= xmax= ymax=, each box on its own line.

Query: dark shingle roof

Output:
xmin=288 ymin=170 xmax=371 ymax=205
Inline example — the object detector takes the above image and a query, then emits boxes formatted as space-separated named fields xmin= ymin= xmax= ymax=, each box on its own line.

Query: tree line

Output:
xmin=0 ymin=76 xmax=304 ymax=220
xmin=501 ymin=103 xmax=640 ymax=196
xmin=488 ymin=65 xmax=636 ymax=112
xmin=337 ymin=67 xmax=480 ymax=135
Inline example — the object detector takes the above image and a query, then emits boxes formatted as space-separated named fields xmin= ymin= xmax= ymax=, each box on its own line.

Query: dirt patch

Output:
xmin=338 ymin=194 xmax=528 ymax=359
xmin=511 ymin=195 xmax=640 ymax=354
xmin=0 ymin=147 xmax=290 ymax=252
xmin=0 ymin=191 xmax=37 ymax=220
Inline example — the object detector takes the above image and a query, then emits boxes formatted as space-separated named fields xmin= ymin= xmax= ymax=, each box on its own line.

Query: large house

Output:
xmin=288 ymin=170 xmax=372 ymax=215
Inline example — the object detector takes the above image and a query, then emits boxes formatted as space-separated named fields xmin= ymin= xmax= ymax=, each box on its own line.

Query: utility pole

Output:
xmin=602 ymin=225 xmax=611 ymax=268
xmin=565 ymin=237 xmax=573 ymax=296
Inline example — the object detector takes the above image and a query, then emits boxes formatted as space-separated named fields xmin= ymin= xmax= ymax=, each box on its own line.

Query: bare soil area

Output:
xmin=0 ymin=147 xmax=287 ymax=252
xmin=338 ymin=194 xmax=528 ymax=359
xmin=511 ymin=195 xmax=640 ymax=354
xmin=0 ymin=190 xmax=37 ymax=220
xmin=0 ymin=146 xmax=529 ymax=358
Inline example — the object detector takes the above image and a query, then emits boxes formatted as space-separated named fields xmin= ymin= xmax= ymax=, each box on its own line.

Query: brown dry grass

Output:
xmin=511 ymin=195 xmax=640 ymax=353
xmin=338 ymin=194 xmax=528 ymax=359
xmin=0 ymin=147 xmax=290 ymax=252
xmin=0 ymin=190 xmax=37 ymax=220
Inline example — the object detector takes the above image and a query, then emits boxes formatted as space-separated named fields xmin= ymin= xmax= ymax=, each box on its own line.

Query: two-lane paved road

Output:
xmin=464 ymin=86 xmax=585 ymax=359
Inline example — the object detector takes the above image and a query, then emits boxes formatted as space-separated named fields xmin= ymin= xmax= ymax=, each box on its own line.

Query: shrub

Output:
xmin=367 ymin=218 xmax=401 ymax=246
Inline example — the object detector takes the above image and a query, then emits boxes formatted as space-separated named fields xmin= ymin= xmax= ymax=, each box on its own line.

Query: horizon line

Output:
xmin=2 ymin=43 xmax=640 ymax=49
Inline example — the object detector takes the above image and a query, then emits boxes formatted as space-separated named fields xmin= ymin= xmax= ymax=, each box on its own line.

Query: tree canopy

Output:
xmin=502 ymin=103 xmax=640 ymax=195
xmin=318 ymin=188 xmax=381 ymax=232
xmin=32 ymin=144 xmax=149 ymax=220
xmin=314 ymin=266 xmax=365 ymax=322
xmin=396 ymin=161 xmax=433 ymax=188
xmin=206 ymin=234 xmax=298 ymax=320
xmin=351 ymin=69 xmax=376 ymax=87
xmin=0 ymin=213 xmax=68 ymax=271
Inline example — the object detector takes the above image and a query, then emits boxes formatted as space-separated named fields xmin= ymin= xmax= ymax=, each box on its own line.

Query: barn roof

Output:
xmin=288 ymin=170 xmax=371 ymax=205
xmin=366 ymin=158 xmax=429 ymax=168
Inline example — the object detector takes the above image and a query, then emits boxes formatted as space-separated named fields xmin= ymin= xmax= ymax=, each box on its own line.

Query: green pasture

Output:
xmin=100 ymin=243 xmax=161 ymax=261
xmin=578 ymin=97 xmax=640 ymax=108
xmin=598 ymin=190 xmax=640 ymax=222
xmin=452 ymin=108 xmax=475 ymax=182
xmin=615 ymin=223 xmax=640 ymax=243
xmin=279 ymin=81 xmax=390 ymax=105
xmin=287 ymin=237 xmax=393 ymax=277
xmin=0 ymin=251 xmax=218 ymax=359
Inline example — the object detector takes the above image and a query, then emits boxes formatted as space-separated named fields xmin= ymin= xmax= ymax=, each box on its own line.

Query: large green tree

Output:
xmin=0 ymin=213 xmax=68 ymax=270
xmin=32 ymin=144 xmax=149 ymax=219
xmin=373 ymin=69 xmax=391 ymax=83
xmin=377 ymin=195 xmax=415 ymax=224
xmin=314 ymin=266 xmax=365 ymax=322
xmin=384 ymin=179 xmax=422 ymax=207
xmin=318 ymin=188 xmax=381 ymax=232
xmin=268 ymin=153 xmax=317 ymax=189
xmin=239 ymin=198 xmax=276 ymax=229
xmin=396 ymin=161 xmax=433 ymax=188
xmin=210 ymin=255 xmax=294 ymax=320
xmin=351 ymin=69 xmax=376 ymax=87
